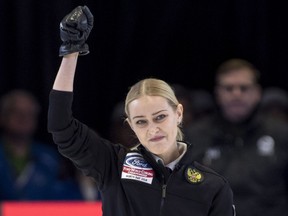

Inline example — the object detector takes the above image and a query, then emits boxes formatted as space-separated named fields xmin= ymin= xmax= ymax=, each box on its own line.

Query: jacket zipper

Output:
xmin=159 ymin=164 xmax=180 ymax=216
xmin=159 ymin=169 xmax=173 ymax=216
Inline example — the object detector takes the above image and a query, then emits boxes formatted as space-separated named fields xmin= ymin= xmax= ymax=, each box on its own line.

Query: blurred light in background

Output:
xmin=1 ymin=201 xmax=102 ymax=216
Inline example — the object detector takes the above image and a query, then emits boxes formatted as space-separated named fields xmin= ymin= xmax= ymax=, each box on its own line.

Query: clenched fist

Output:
xmin=59 ymin=5 xmax=94 ymax=56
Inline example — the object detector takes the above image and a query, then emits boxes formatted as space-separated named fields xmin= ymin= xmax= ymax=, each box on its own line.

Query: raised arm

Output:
xmin=48 ymin=5 xmax=94 ymax=133
xmin=48 ymin=6 xmax=119 ymax=187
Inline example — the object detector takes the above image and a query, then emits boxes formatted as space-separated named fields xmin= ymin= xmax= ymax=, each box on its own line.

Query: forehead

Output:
xmin=218 ymin=68 xmax=255 ymax=84
xmin=128 ymin=96 xmax=170 ymax=116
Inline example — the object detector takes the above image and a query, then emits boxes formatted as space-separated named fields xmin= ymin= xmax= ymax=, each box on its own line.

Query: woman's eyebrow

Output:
xmin=132 ymin=109 xmax=168 ymax=120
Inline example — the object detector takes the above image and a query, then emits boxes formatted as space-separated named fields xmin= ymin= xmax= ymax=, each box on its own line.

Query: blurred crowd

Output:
xmin=0 ymin=58 xmax=287 ymax=216
xmin=0 ymin=89 xmax=100 ymax=201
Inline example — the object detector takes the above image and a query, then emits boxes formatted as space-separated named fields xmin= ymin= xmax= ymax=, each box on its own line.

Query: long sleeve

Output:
xmin=209 ymin=181 xmax=235 ymax=216
xmin=47 ymin=90 xmax=94 ymax=171
xmin=47 ymin=90 xmax=121 ymax=189
xmin=48 ymin=90 xmax=74 ymax=133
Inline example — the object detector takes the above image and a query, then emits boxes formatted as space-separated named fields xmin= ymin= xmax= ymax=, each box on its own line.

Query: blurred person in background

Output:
xmin=185 ymin=58 xmax=288 ymax=216
xmin=188 ymin=89 xmax=215 ymax=122
xmin=172 ymin=84 xmax=215 ymax=138
xmin=258 ymin=86 xmax=288 ymax=124
xmin=0 ymin=89 xmax=83 ymax=200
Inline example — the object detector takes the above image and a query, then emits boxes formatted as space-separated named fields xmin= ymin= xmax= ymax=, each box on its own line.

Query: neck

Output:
xmin=159 ymin=142 xmax=181 ymax=165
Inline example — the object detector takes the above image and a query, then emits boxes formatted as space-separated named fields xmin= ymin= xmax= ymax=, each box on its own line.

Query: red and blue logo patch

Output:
xmin=121 ymin=152 xmax=154 ymax=184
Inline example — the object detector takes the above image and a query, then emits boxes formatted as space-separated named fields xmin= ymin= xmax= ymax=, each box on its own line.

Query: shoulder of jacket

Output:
xmin=193 ymin=161 xmax=229 ymax=184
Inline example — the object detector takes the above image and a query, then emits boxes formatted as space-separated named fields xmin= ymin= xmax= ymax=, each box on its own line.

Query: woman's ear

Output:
xmin=177 ymin=104 xmax=184 ymax=123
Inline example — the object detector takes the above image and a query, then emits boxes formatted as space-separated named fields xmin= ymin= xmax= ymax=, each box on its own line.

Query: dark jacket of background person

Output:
xmin=48 ymin=90 xmax=235 ymax=216
xmin=185 ymin=111 xmax=288 ymax=216
xmin=185 ymin=58 xmax=288 ymax=216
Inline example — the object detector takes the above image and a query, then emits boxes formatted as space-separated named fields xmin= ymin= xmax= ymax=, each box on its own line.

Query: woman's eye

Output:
xmin=155 ymin=114 xmax=167 ymax=121
xmin=136 ymin=119 xmax=147 ymax=125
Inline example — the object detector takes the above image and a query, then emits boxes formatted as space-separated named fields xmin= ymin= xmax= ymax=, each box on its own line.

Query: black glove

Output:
xmin=59 ymin=5 xmax=94 ymax=56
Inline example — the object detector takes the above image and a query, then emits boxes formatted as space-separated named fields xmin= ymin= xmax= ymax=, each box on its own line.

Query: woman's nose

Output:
xmin=147 ymin=124 xmax=159 ymax=136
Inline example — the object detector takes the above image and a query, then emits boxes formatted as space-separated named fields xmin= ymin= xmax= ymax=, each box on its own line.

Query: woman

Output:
xmin=48 ymin=5 xmax=235 ymax=216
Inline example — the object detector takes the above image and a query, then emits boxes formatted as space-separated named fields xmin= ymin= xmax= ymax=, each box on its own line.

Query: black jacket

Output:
xmin=185 ymin=112 xmax=288 ymax=216
xmin=48 ymin=90 xmax=235 ymax=216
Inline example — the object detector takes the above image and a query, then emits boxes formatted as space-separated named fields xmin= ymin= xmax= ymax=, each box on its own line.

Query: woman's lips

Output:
xmin=149 ymin=136 xmax=165 ymax=142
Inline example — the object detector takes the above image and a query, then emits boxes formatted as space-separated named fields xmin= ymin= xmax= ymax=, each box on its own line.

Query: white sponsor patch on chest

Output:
xmin=121 ymin=152 xmax=154 ymax=184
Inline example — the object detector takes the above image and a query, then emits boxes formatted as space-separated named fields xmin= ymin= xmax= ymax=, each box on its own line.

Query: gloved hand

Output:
xmin=59 ymin=5 xmax=94 ymax=56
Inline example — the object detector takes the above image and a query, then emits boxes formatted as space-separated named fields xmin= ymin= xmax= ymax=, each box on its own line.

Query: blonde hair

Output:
xmin=124 ymin=78 xmax=184 ymax=141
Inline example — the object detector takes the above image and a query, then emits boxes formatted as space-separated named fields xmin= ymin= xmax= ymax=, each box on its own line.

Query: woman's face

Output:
xmin=128 ymin=95 xmax=183 ymax=159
